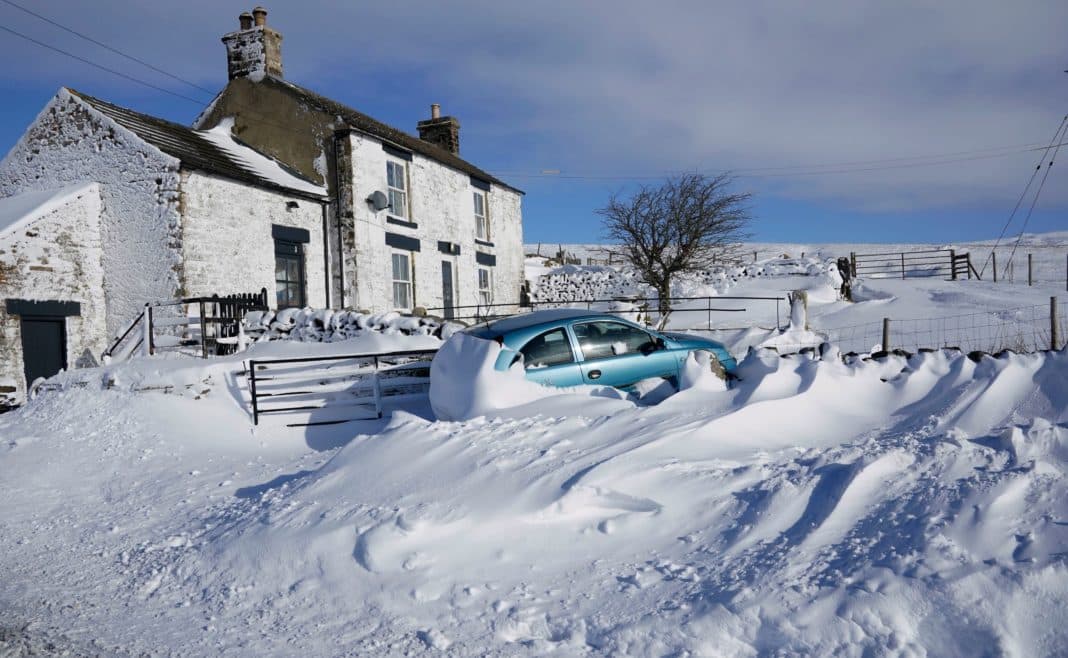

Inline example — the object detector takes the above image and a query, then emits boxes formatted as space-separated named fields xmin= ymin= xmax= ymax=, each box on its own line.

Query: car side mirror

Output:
xmin=655 ymin=337 xmax=666 ymax=349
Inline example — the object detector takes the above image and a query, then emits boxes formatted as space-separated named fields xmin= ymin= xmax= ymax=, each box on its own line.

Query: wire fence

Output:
xmin=758 ymin=299 xmax=1066 ymax=355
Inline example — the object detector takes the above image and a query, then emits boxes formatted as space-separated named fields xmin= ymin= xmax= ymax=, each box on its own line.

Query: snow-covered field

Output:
xmin=1 ymin=234 xmax=1067 ymax=656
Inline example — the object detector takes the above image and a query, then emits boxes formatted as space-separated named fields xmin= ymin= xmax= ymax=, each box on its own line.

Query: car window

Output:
xmin=573 ymin=321 xmax=656 ymax=361
xmin=519 ymin=328 xmax=575 ymax=369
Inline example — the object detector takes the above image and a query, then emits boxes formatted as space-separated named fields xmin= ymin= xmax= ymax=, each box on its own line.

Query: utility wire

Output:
xmin=978 ymin=114 xmax=1068 ymax=278
xmin=0 ymin=0 xmax=215 ymax=96
xmin=0 ymin=23 xmax=206 ymax=105
xmin=490 ymin=142 xmax=1068 ymax=182
xmin=1003 ymin=117 xmax=1068 ymax=275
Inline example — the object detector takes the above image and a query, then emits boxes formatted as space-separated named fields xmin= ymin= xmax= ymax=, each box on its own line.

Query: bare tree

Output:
xmin=597 ymin=173 xmax=751 ymax=328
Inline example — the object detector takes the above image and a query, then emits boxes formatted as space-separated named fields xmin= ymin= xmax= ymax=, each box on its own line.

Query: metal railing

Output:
xmin=246 ymin=348 xmax=437 ymax=426
xmin=849 ymin=248 xmax=978 ymax=281
xmin=102 ymin=289 xmax=267 ymax=362
xmin=424 ymin=295 xmax=787 ymax=329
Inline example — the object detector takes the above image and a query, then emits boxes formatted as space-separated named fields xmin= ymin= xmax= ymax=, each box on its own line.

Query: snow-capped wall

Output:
xmin=179 ymin=170 xmax=326 ymax=307
xmin=344 ymin=131 xmax=524 ymax=314
xmin=0 ymin=89 xmax=182 ymax=336
xmin=0 ymin=184 xmax=106 ymax=403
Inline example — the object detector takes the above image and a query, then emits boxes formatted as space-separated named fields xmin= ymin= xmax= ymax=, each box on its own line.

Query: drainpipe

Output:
xmin=332 ymin=131 xmax=346 ymax=308
xmin=320 ymin=201 xmax=331 ymax=308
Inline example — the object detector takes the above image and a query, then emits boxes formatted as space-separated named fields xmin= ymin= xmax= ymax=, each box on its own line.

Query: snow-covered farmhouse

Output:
xmin=0 ymin=6 xmax=524 ymax=405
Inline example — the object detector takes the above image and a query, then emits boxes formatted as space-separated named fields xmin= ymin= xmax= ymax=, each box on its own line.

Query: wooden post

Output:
xmin=950 ymin=249 xmax=957 ymax=280
xmin=753 ymin=250 xmax=758 ymax=263
xmin=199 ymin=300 xmax=207 ymax=358
xmin=850 ymin=252 xmax=857 ymax=278
xmin=1053 ymin=297 xmax=1060 ymax=351
xmin=901 ymin=253 xmax=906 ymax=279
xmin=1028 ymin=253 xmax=1033 ymax=286
xmin=882 ymin=317 xmax=891 ymax=352
xmin=141 ymin=304 xmax=152 ymax=357
xmin=992 ymin=252 xmax=997 ymax=283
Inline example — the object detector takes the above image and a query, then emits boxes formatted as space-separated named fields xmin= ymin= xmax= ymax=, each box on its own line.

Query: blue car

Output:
xmin=465 ymin=309 xmax=737 ymax=390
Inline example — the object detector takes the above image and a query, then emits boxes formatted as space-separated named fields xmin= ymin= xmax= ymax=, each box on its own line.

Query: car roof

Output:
xmin=466 ymin=308 xmax=627 ymax=338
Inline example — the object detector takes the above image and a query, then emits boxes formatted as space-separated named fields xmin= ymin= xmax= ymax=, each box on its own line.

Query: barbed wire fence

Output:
xmin=766 ymin=298 xmax=1065 ymax=356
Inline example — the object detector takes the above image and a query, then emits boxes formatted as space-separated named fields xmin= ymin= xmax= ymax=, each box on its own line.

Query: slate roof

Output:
xmin=67 ymin=88 xmax=326 ymax=199
xmin=255 ymin=75 xmax=523 ymax=195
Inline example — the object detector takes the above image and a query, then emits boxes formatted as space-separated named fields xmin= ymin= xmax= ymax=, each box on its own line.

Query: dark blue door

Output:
xmin=20 ymin=317 xmax=66 ymax=387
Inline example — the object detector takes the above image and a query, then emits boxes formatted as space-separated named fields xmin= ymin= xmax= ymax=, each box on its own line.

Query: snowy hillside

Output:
xmin=1 ymin=234 xmax=1067 ymax=655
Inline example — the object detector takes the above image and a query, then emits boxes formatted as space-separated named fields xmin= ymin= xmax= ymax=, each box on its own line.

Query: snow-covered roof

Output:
xmin=67 ymin=89 xmax=326 ymax=200
xmin=0 ymin=182 xmax=97 ymax=238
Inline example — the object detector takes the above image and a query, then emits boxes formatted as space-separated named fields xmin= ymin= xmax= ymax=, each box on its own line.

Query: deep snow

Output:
xmin=1 ymin=236 xmax=1067 ymax=656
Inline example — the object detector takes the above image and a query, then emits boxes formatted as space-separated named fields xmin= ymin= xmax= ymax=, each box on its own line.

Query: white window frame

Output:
xmin=473 ymin=189 xmax=489 ymax=240
xmin=386 ymin=159 xmax=409 ymax=219
xmin=478 ymin=267 xmax=492 ymax=306
xmin=391 ymin=251 xmax=413 ymax=310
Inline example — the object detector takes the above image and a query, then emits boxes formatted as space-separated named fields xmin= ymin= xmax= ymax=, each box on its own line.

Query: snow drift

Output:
xmin=4 ymin=343 xmax=1066 ymax=655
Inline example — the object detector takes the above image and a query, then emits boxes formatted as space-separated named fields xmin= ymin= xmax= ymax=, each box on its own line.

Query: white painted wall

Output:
xmin=0 ymin=186 xmax=105 ymax=403
xmin=180 ymin=170 xmax=327 ymax=309
xmin=345 ymin=132 xmax=524 ymax=317
xmin=0 ymin=90 xmax=182 ymax=336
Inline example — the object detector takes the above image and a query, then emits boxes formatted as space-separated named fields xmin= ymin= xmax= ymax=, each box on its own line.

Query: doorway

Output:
xmin=441 ymin=260 xmax=455 ymax=320
xmin=20 ymin=316 xmax=67 ymax=388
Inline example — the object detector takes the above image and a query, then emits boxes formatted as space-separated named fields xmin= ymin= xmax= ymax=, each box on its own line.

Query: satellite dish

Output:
xmin=367 ymin=190 xmax=389 ymax=211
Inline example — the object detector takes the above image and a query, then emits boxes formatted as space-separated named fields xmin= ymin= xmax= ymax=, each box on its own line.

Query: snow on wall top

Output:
xmin=0 ymin=182 xmax=97 ymax=238
xmin=199 ymin=119 xmax=325 ymax=197
xmin=66 ymin=89 xmax=325 ymax=199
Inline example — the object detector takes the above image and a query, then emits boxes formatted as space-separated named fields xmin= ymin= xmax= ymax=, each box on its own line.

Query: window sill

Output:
xmin=474 ymin=238 xmax=494 ymax=248
xmin=387 ymin=216 xmax=418 ymax=229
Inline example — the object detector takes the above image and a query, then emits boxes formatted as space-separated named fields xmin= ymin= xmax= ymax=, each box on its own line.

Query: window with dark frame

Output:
xmin=274 ymin=238 xmax=306 ymax=309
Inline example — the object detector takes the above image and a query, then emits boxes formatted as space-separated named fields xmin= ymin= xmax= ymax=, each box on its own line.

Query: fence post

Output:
xmin=1053 ymin=297 xmax=1060 ymax=351
xmin=141 ymin=304 xmax=152 ymax=357
xmin=901 ymin=253 xmax=906 ymax=279
xmin=950 ymin=249 xmax=957 ymax=280
xmin=1028 ymin=253 xmax=1033 ymax=286
xmin=850 ymin=252 xmax=857 ymax=278
xmin=753 ymin=250 xmax=758 ymax=263
xmin=199 ymin=301 xmax=207 ymax=358
xmin=882 ymin=317 xmax=891 ymax=352
xmin=248 ymin=360 xmax=259 ymax=425
xmin=992 ymin=252 xmax=997 ymax=283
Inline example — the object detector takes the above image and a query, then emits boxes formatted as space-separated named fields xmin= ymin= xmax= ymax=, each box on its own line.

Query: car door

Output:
xmin=571 ymin=320 xmax=678 ymax=388
xmin=517 ymin=327 xmax=585 ymax=388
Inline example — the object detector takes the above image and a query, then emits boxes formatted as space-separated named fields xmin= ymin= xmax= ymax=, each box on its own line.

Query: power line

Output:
xmin=0 ymin=23 xmax=206 ymax=105
xmin=0 ymin=0 xmax=215 ymax=96
xmin=978 ymin=115 xmax=1068 ymax=278
xmin=489 ymin=141 xmax=1068 ymax=181
xmin=1004 ymin=118 xmax=1068 ymax=273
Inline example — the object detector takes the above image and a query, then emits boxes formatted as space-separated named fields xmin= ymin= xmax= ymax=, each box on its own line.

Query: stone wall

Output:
xmin=0 ymin=90 xmax=183 ymax=336
xmin=0 ymin=186 xmax=106 ymax=404
xmin=179 ymin=170 xmax=327 ymax=308
xmin=347 ymin=132 xmax=524 ymax=316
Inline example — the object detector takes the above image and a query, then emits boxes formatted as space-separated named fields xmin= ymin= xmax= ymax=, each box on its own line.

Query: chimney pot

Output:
xmin=252 ymin=6 xmax=267 ymax=26
xmin=431 ymin=103 xmax=441 ymax=119
xmin=239 ymin=12 xmax=253 ymax=30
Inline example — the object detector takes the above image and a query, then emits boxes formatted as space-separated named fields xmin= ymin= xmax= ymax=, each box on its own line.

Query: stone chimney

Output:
xmin=417 ymin=104 xmax=460 ymax=155
xmin=221 ymin=6 xmax=283 ymax=80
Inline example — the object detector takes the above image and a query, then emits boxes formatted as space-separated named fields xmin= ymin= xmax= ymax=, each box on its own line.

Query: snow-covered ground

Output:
xmin=1 ymin=234 xmax=1067 ymax=656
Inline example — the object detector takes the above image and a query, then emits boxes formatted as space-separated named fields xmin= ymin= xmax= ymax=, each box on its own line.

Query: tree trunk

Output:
xmin=657 ymin=282 xmax=672 ymax=330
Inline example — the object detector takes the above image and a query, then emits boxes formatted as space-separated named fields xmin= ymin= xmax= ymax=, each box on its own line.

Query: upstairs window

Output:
xmin=392 ymin=251 xmax=413 ymax=310
xmin=387 ymin=160 xmax=408 ymax=219
xmin=473 ymin=190 xmax=489 ymax=240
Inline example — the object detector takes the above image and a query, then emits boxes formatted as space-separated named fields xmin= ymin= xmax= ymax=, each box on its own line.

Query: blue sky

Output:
xmin=0 ymin=1 xmax=1065 ymax=244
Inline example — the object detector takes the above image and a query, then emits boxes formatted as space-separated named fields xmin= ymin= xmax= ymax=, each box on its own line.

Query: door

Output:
xmin=572 ymin=320 xmax=678 ymax=388
xmin=517 ymin=327 xmax=584 ymax=387
xmin=441 ymin=260 xmax=455 ymax=320
xmin=20 ymin=317 xmax=67 ymax=387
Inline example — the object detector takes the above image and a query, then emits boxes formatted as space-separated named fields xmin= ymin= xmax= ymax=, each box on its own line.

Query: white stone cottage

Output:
xmin=0 ymin=6 xmax=524 ymax=404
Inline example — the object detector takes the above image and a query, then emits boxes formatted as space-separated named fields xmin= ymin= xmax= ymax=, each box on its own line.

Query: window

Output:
xmin=519 ymin=328 xmax=575 ymax=369
xmin=392 ymin=252 xmax=412 ymax=309
xmin=572 ymin=321 xmax=657 ymax=361
xmin=473 ymin=190 xmax=488 ymax=240
xmin=478 ymin=267 xmax=492 ymax=306
xmin=274 ymin=239 xmax=306 ymax=309
xmin=387 ymin=160 xmax=408 ymax=219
